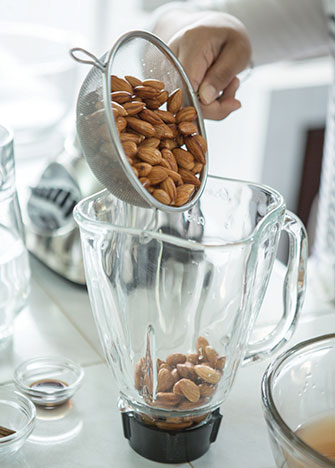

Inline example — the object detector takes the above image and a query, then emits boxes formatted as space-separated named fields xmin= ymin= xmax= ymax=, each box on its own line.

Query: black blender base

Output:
xmin=121 ymin=409 xmax=222 ymax=463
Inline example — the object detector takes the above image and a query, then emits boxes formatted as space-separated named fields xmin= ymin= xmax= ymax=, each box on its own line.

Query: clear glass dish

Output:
xmin=0 ymin=388 xmax=36 ymax=459
xmin=13 ymin=356 xmax=84 ymax=408
xmin=262 ymin=334 xmax=335 ymax=468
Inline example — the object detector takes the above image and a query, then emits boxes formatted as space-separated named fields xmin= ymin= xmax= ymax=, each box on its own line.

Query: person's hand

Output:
xmin=167 ymin=12 xmax=252 ymax=120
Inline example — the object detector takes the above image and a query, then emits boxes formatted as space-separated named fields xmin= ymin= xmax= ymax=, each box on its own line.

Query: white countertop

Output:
xmin=1 ymin=256 xmax=334 ymax=468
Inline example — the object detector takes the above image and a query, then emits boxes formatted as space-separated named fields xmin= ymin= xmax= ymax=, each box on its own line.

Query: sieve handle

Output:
xmin=70 ymin=47 xmax=106 ymax=72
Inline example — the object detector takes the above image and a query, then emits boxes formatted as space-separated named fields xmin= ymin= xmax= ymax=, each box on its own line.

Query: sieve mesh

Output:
xmin=73 ymin=30 xmax=208 ymax=211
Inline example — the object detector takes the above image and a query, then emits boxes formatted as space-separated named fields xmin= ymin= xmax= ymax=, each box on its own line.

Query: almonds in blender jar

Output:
xmin=134 ymin=336 xmax=226 ymax=430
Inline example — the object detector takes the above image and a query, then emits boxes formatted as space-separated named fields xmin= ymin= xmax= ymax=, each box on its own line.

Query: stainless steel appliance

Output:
xmin=23 ymin=135 xmax=102 ymax=284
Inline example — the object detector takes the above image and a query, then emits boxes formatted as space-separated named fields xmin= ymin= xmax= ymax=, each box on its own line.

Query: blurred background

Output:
xmin=0 ymin=0 xmax=331 ymax=272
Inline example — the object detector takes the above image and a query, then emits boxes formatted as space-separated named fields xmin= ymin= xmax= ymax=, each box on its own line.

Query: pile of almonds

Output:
xmin=134 ymin=336 xmax=225 ymax=420
xmin=108 ymin=75 xmax=207 ymax=207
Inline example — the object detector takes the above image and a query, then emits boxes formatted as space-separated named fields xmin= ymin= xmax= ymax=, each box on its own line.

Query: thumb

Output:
xmin=198 ymin=40 xmax=248 ymax=105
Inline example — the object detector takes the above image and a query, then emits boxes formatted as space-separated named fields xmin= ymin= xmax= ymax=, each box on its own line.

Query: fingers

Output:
xmin=199 ymin=37 xmax=250 ymax=105
xmin=169 ymin=30 xmax=214 ymax=92
xmin=200 ymin=77 xmax=241 ymax=120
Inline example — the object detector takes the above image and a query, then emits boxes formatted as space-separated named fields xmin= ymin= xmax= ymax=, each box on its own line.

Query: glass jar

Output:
xmin=0 ymin=124 xmax=31 ymax=347
xmin=74 ymin=175 xmax=308 ymax=462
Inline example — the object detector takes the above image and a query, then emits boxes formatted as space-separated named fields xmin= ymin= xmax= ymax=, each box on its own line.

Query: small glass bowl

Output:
xmin=14 ymin=356 xmax=84 ymax=408
xmin=262 ymin=334 xmax=335 ymax=468
xmin=0 ymin=388 xmax=36 ymax=458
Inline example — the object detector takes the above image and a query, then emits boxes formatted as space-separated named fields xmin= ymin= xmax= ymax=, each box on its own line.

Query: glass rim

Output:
xmin=261 ymin=333 xmax=335 ymax=467
xmin=73 ymin=175 xmax=284 ymax=249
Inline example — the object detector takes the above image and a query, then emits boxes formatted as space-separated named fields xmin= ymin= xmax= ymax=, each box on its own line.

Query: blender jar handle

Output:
xmin=243 ymin=210 xmax=308 ymax=363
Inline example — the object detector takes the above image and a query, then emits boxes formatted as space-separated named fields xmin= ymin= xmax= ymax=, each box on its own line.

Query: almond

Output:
xmin=173 ymin=378 xmax=200 ymax=402
xmin=155 ymin=392 xmax=181 ymax=405
xmin=137 ymin=147 xmax=162 ymax=165
xmin=186 ymin=353 xmax=198 ymax=365
xmin=131 ymin=166 xmax=139 ymax=177
xmin=178 ymin=397 xmax=209 ymax=410
xmin=148 ymin=166 xmax=169 ymax=185
xmin=152 ymin=188 xmax=171 ymax=205
xmin=157 ymin=90 xmax=169 ymax=105
xmin=176 ymin=362 xmax=196 ymax=380
xmin=125 ymin=75 xmax=142 ymax=88
xmin=161 ymin=177 xmax=177 ymax=204
xmin=198 ymin=383 xmax=217 ymax=397
xmin=165 ymin=168 xmax=183 ymax=185
xmin=159 ymin=139 xmax=178 ymax=151
xmin=176 ymin=133 xmax=184 ymax=147
xmin=122 ymin=140 xmax=137 ymax=158
xmin=142 ymin=79 xmax=165 ymax=90
xmin=167 ymin=124 xmax=178 ymax=138
xmin=112 ymin=101 xmax=128 ymax=117
xmin=159 ymin=362 xmax=172 ymax=371
xmin=128 ymin=129 xmax=145 ymax=142
xmin=160 ymin=158 xmax=171 ymax=169
xmin=167 ymin=88 xmax=183 ymax=114
xmin=166 ymin=353 xmax=187 ymax=367
xmin=216 ymin=356 xmax=226 ymax=370
xmin=176 ymin=106 xmax=197 ymax=123
xmin=196 ymin=336 xmax=209 ymax=357
xmin=111 ymin=75 xmax=133 ymax=93
xmin=139 ymin=177 xmax=151 ymax=189
xmin=154 ymin=109 xmax=176 ymax=123
xmin=178 ymin=121 xmax=198 ymax=136
xmin=139 ymin=137 xmax=160 ymax=149
xmin=205 ymin=346 xmax=218 ymax=368
xmin=185 ymin=134 xmax=206 ymax=164
xmin=173 ymin=148 xmax=195 ymax=170
xmin=111 ymin=90 xmax=132 ymax=104
xmin=126 ymin=117 xmax=155 ymax=138
xmin=154 ymin=123 xmax=174 ymax=139
xmin=134 ymin=358 xmax=144 ymax=390
xmin=134 ymin=85 xmax=160 ymax=99
xmin=178 ymin=168 xmax=201 ymax=186
xmin=157 ymin=368 xmax=175 ymax=392
xmin=174 ymin=184 xmax=195 ymax=206
xmin=134 ymin=162 xmax=152 ymax=177
xmin=161 ymin=149 xmax=178 ymax=172
xmin=194 ymin=364 xmax=222 ymax=384
xmin=120 ymin=132 xmax=143 ymax=145
xmin=192 ymin=162 xmax=203 ymax=175
xmin=123 ymin=101 xmax=146 ymax=115
xmin=116 ymin=116 xmax=127 ymax=132
xmin=143 ymin=371 xmax=153 ymax=396
xmin=144 ymin=98 xmax=161 ymax=110
xmin=171 ymin=368 xmax=179 ymax=383
xmin=139 ymin=108 xmax=164 ymax=125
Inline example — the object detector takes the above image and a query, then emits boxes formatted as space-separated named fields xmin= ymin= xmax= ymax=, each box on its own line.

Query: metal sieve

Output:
xmin=70 ymin=30 xmax=208 ymax=212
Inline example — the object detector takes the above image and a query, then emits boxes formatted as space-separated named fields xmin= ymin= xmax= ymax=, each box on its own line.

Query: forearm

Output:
xmin=153 ymin=0 xmax=330 ymax=66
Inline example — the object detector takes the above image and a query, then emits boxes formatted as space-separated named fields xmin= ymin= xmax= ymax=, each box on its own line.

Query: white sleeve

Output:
xmin=152 ymin=0 xmax=330 ymax=66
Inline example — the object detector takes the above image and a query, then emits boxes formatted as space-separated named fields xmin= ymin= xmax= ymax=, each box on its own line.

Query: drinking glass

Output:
xmin=0 ymin=124 xmax=30 ymax=347
xmin=262 ymin=334 xmax=335 ymax=468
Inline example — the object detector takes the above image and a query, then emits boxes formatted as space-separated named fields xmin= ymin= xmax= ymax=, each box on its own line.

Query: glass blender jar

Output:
xmin=74 ymin=175 xmax=307 ymax=463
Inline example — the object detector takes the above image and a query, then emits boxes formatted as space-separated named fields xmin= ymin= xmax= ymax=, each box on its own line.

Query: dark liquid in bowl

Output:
xmin=30 ymin=379 xmax=68 ymax=392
